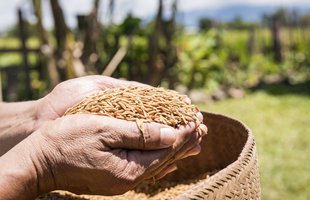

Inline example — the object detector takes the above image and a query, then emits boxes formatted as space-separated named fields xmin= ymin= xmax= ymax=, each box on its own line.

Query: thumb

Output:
xmin=94 ymin=116 xmax=195 ymax=150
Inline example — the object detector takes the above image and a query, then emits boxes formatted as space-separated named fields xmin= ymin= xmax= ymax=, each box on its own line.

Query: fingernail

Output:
xmin=184 ymin=97 xmax=191 ymax=104
xmin=199 ymin=124 xmax=208 ymax=136
xmin=195 ymin=136 xmax=202 ymax=144
xmin=167 ymin=164 xmax=178 ymax=174
xmin=171 ymin=164 xmax=178 ymax=172
xmin=160 ymin=128 xmax=176 ymax=147
xmin=196 ymin=112 xmax=203 ymax=122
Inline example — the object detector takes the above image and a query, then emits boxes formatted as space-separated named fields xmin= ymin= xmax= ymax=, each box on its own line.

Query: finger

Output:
xmin=149 ymin=163 xmax=178 ymax=183
xmin=142 ymin=142 xmax=199 ymax=183
xmin=151 ymin=145 xmax=200 ymax=181
xmin=196 ymin=112 xmax=203 ymax=123
xmin=175 ymin=130 xmax=199 ymax=152
xmin=122 ymin=122 xmax=198 ymax=179
xmin=167 ymin=131 xmax=200 ymax=163
xmin=171 ymin=122 xmax=197 ymax=149
xmin=199 ymin=124 xmax=208 ymax=137
xmin=184 ymin=97 xmax=191 ymax=104
xmin=180 ymin=144 xmax=201 ymax=159
xmin=142 ymin=130 xmax=199 ymax=182
xmin=90 ymin=115 xmax=196 ymax=150
xmin=132 ymin=149 xmax=177 ymax=184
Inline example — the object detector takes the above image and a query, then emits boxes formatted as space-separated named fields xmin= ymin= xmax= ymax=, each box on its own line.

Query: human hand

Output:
xmin=36 ymin=75 xmax=145 ymax=124
xmin=0 ymin=76 xmax=144 ymax=156
xmin=36 ymin=114 xmax=206 ymax=195
xmin=0 ymin=114 xmax=206 ymax=199
xmin=34 ymin=75 xmax=207 ymax=181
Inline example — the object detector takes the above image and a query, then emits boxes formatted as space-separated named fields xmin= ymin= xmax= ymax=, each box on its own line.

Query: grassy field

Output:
xmin=198 ymin=83 xmax=310 ymax=200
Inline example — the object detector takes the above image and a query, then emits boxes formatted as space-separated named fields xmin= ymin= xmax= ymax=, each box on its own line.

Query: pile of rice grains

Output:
xmin=38 ymin=86 xmax=212 ymax=200
xmin=37 ymin=173 xmax=213 ymax=200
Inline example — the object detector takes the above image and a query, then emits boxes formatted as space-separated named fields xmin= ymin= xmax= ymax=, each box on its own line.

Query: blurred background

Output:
xmin=0 ymin=0 xmax=309 ymax=199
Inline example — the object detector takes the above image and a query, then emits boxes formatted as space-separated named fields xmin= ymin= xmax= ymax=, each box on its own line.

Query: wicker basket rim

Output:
xmin=175 ymin=112 xmax=260 ymax=199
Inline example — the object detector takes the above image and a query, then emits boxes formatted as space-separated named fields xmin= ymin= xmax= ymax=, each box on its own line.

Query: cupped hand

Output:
xmin=27 ymin=114 xmax=206 ymax=196
xmin=36 ymin=75 xmax=145 ymax=123
xmin=33 ymin=75 xmax=208 ymax=186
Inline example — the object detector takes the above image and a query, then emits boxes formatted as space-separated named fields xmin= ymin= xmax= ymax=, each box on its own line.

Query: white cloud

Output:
xmin=0 ymin=0 xmax=23 ymax=31
xmin=0 ymin=0 xmax=310 ymax=32
xmin=178 ymin=0 xmax=310 ymax=12
xmin=232 ymin=0 xmax=310 ymax=6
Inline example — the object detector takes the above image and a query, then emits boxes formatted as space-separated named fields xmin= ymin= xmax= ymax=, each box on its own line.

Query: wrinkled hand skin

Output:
xmin=3 ymin=75 xmax=203 ymax=151
xmin=0 ymin=76 xmax=147 ymax=156
xmin=28 ymin=114 xmax=205 ymax=196
xmin=35 ymin=115 xmax=206 ymax=195
xmin=36 ymin=75 xmax=146 ymax=124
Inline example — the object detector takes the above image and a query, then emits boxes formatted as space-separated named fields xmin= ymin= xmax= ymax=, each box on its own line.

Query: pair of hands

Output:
xmin=0 ymin=76 xmax=207 ymax=198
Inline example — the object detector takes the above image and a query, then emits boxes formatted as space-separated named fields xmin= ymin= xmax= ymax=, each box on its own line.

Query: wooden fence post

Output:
xmin=18 ymin=8 xmax=32 ymax=99
xmin=271 ymin=17 xmax=282 ymax=63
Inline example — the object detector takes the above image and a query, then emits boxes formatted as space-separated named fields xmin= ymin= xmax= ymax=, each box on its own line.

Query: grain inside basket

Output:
xmin=37 ymin=172 xmax=216 ymax=200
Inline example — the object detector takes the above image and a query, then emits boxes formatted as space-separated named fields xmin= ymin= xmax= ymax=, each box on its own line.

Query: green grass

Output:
xmin=198 ymin=85 xmax=310 ymax=200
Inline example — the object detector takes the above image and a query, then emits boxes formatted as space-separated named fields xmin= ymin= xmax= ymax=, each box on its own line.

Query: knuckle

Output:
xmin=142 ymin=123 xmax=151 ymax=148
xmin=143 ymin=123 xmax=161 ymax=148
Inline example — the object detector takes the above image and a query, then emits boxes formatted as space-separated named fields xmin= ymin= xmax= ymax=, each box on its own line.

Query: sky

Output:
xmin=0 ymin=0 xmax=309 ymax=32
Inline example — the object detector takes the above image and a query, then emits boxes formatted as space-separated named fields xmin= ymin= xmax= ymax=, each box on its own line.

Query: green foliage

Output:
xmin=199 ymin=18 xmax=216 ymax=31
xmin=119 ymin=14 xmax=143 ymax=36
xmin=6 ymin=21 xmax=39 ymax=38
xmin=227 ymin=16 xmax=257 ymax=30
xmin=299 ymin=14 xmax=310 ymax=27
xmin=118 ymin=35 xmax=149 ymax=80
xmin=175 ymin=28 xmax=310 ymax=90
xmin=1 ymin=21 xmax=310 ymax=99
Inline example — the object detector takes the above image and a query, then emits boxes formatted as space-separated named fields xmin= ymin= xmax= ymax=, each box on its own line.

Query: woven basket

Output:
xmin=38 ymin=112 xmax=261 ymax=200
xmin=171 ymin=112 xmax=261 ymax=199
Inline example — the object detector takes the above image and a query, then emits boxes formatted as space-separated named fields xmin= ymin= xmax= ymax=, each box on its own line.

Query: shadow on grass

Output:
xmin=251 ymin=81 xmax=310 ymax=97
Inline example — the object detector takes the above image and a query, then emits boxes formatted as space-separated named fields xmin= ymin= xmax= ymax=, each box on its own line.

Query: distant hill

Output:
xmin=175 ymin=4 xmax=310 ymax=27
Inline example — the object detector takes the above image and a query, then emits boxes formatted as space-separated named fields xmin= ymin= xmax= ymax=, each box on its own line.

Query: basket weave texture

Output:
xmin=172 ymin=112 xmax=261 ymax=199
xmin=37 ymin=112 xmax=261 ymax=200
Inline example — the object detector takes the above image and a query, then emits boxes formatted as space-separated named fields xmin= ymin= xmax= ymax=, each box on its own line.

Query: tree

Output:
xmin=299 ymin=14 xmax=310 ymax=27
xmin=32 ymin=0 xmax=60 ymax=88
xmin=228 ymin=16 xmax=256 ymax=30
xmin=50 ymin=0 xmax=75 ymax=80
xmin=6 ymin=21 xmax=38 ymax=38
xmin=119 ymin=14 xmax=142 ymax=36
xmin=262 ymin=10 xmax=284 ymax=63
xmin=80 ymin=0 xmax=101 ymax=74
xmin=199 ymin=18 xmax=216 ymax=31
xmin=147 ymin=0 xmax=163 ymax=86
xmin=147 ymin=0 xmax=178 ymax=87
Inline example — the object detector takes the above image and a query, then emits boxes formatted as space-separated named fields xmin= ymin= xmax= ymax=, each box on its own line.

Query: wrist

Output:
xmin=0 ymin=132 xmax=56 ymax=199
xmin=0 ymin=139 xmax=39 ymax=199
xmin=0 ymin=100 xmax=38 ymax=133
xmin=0 ymin=101 xmax=39 ymax=156
xmin=27 ymin=131 xmax=57 ymax=194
